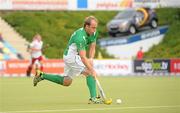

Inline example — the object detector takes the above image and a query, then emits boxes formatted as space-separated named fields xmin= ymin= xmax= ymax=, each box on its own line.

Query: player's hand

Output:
xmin=91 ymin=69 xmax=97 ymax=78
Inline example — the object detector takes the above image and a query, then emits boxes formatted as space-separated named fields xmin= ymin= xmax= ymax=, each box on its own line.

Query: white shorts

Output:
xmin=63 ymin=55 xmax=85 ymax=78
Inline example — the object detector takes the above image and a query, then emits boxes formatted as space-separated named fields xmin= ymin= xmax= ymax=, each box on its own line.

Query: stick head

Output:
xmin=104 ymin=98 xmax=112 ymax=105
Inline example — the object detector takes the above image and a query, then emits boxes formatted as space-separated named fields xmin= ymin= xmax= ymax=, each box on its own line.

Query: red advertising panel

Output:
xmin=0 ymin=59 xmax=64 ymax=77
xmin=42 ymin=59 xmax=64 ymax=74
xmin=170 ymin=59 xmax=180 ymax=73
xmin=5 ymin=60 xmax=29 ymax=74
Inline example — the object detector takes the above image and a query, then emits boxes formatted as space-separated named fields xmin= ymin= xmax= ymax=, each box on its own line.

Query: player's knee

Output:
xmin=63 ymin=76 xmax=72 ymax=86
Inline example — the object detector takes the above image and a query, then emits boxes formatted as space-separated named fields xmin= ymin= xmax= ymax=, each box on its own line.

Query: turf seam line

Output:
xmin=1 ymin=105 xmax=180 ymax=113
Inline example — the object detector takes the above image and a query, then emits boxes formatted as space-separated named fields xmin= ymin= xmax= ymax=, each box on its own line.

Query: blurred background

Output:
xmin=0 ymin=0 xmax=180 ymax=77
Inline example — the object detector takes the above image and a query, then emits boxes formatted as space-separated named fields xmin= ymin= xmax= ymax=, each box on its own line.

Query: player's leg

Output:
xmin=34 ymin=60 xmax=40 ymax=70
xmin=33 ymin=73 xmax=72 ymax=87
xmin=82 ymin=70 xmax=96 ymax=98
xmin=26 ymin=58 xmax=35 ymax=77
xmin=41 ymin=74 xmax=72 ymax=86
xmin=74 ymin=55 xmax=102 ymax=104
xmin=82 ymin=70 xmax=102 ymax=104
xmin=38 ymin=56 xmax=44 ymax=71
xmin=33 ymin=61 xmax=72 ymax=87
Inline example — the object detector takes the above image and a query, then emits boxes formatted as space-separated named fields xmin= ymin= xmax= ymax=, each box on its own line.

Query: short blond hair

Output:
xmin=84 ymin=16 xmax=98 ymax=28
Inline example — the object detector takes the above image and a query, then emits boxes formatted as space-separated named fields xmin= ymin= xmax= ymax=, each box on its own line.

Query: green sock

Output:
xmin=86 ymin=75 xmax=97 ymax=98
xmin=42 ymin=73 xmax=64 ymax=85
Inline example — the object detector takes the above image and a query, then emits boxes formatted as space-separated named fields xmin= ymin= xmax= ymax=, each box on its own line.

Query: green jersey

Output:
xmin=64 ymin=27 xmax=98 ymax=56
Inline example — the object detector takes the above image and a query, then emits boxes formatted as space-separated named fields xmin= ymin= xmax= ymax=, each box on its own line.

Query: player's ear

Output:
xmin=84 ymin=24 xmax=88 ymax=29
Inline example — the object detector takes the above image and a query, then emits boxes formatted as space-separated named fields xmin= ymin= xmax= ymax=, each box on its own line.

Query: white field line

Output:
xmin=0 ymin=105 xmax=180 ymax=113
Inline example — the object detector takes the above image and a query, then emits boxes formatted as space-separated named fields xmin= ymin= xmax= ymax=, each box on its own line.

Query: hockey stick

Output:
xmin=95 ymin=76 xmax=112 ymax=105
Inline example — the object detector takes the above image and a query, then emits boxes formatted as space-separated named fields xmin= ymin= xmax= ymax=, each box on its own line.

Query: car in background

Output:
xmin=107 ymin=7 xmax=158 ymax=37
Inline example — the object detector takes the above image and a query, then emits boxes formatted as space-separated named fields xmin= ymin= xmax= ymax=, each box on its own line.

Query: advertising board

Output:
xmin=134 ymin=59 xmax=170 ymax=74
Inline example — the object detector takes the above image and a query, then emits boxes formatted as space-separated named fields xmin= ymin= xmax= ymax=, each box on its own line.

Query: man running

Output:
xmin=33 ymin=16 xmax=102 ymax=104
xmin=26 ymin=34 xmax=43 ymax=77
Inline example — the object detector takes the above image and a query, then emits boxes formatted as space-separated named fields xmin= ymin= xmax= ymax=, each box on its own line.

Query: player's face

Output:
xmin=86 ymin=20 xmax=97 ymax=35
xmin=36 ymin=35 xmax=41 ymax=41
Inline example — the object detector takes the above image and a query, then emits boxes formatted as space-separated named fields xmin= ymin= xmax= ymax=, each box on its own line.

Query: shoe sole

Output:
xmin=33 ymin=76 xmax=38 ymax=86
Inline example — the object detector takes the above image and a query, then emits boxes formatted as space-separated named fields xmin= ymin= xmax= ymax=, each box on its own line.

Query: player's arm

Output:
xmin=79 ymin=50 xmax=95 ymax=75
xmin=88 ymin=42 xmax=96 ymax=65
xmin=42 ymin=44 xmax=49 ymax=53
xmin=89 ymin=31 xmax=98 ymax=64
xmin=89 ymin=42 xmax=96 ymax=59
xmin=75 ymin=34 xmax=97 ymax=77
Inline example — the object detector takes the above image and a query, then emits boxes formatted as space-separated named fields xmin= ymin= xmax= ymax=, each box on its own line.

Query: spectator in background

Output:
xmin=26 ymin=34 xmax=44 ymax=77
xmin=136 ymin=46 xmax=144 ymax=60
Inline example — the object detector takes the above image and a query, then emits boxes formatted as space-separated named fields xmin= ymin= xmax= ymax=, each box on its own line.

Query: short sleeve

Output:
xmin=74 ymin=36 xmax=86 ymax=51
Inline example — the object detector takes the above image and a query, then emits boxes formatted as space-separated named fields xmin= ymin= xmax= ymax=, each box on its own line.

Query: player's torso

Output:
xmin=30 ymin=40 xmax=43 ymax=58
xmin=63 ymin=28 xmax=97 ymax=63
xmin=64 ymin=28 xmax=97 ymax=56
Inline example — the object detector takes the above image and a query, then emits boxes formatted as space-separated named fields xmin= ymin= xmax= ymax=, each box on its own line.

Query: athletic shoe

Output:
xmin=88 ymin=97 xmax=103 ymax=104
xmin=33 ymin=69 xmax=44 ymax=86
